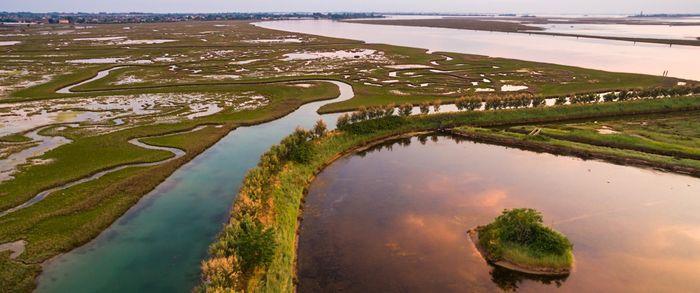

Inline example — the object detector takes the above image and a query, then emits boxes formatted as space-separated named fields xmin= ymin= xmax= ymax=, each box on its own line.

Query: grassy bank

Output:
xmin=199 ymin=95 xmax=700 ymax=292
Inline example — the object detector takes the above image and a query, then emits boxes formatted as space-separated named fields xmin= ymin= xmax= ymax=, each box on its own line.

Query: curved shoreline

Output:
xmin=449 ymin=128 xmax=700 ymax=178
xmin=0 ymin=126 xmax=203 ymax=218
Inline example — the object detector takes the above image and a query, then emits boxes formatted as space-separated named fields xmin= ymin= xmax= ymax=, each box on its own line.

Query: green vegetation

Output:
xmin=200 ymin=96 xmax=700 ymax=292
xmin=1 ymin=19 xmax=697 ymax=292
xmin=476 ymin=208 xmax=573 ymax=272
xmin=0 ymin=134 xmax=32 ymax=143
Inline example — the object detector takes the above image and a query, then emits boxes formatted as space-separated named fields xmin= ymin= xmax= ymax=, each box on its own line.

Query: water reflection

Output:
xmin=298 ymin=134 xmax=700 ymax=292
xmin=258 ymin=20 xmax=700 ymax=80
xmin=490 ymin=266 xmax=569 ymax=292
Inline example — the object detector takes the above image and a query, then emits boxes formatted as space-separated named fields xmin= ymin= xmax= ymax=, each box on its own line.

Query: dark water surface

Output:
xmin=298 ymin=134 xmax=700 ymax=292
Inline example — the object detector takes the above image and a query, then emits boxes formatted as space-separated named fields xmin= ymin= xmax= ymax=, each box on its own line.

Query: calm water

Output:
xmin=257 ymin=20 xmax=700 ymax=80
xmin=530 ymin=23 xmax=700 ymax=41
xmin=299 ymin=134 xmax=700 ymax=292
xmin=36 ymin=82 xmax=352 ymax=292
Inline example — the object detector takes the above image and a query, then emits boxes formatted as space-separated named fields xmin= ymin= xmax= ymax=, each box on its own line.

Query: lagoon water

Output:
xmin=258 ymin=20 xmax=700 ymax=80
xmin=298 ymin=134 xmax=700 ymax=292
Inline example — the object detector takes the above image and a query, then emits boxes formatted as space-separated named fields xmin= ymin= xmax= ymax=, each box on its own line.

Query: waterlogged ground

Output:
xmin=0 ymin=19 xmax=689 ymax=291
xmin=298 ymin=134 xmax=700 ymax=292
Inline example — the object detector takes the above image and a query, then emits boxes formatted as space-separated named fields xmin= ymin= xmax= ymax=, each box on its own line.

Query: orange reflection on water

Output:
xmin=297 ymin=135 xmax=700 ymax=292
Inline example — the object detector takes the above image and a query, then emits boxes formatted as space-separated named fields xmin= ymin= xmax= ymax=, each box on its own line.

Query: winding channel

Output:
xmin=32 ymin=67 xmax=354 ymax=292
xmin=0 ymin=126 xmax=198 ymax=217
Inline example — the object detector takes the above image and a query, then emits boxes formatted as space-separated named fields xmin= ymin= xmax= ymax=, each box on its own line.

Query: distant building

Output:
xmin=58 ymin=19 xmax=70 ymax=24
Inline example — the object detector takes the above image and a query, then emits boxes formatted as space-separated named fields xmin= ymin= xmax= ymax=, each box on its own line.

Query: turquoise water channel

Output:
xmin=36 ymin=81 xmax=352 ymax=292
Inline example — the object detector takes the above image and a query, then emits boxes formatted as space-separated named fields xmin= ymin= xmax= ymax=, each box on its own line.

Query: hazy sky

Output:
xmin=1 ymin=0 xmax=699 ymax=14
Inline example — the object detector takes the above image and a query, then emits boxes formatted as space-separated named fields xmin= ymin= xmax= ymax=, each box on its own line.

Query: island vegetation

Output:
xmin=470 ymin=208 xmax=573 ymax=275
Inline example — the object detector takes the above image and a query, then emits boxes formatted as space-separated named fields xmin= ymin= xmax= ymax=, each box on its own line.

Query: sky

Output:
xmin=1 ymin=0 xmax=699 ymax=14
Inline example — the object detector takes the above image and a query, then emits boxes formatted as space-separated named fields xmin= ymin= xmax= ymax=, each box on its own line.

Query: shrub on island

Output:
xmin=471 ymin=208 xmax=573 ymax=275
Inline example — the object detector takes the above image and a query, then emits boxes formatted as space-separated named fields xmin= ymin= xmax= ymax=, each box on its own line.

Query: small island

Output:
xmin=469 ymin=208 xmax=573 ymax=275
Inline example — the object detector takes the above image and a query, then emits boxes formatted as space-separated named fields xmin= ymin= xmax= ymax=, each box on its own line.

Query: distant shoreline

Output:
xmin=345 ymin=18 xmax=700 ymax=47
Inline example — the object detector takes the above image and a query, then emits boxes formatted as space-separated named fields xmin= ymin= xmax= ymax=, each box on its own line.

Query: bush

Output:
xmin=398 ymin=103 xmax=413 ymax=116
xmin=383 ymin=103 xmax=396 ymax=117
xmin=313 ymin=119 xmax=327 ymax=138
xmin=336 ymin=113 xmax=350 ymax=129
xmin=285 ymin=128 xmax=313 ymax=163
xmin=479 ymin=208 xmax=572 ymax=259
xmin=432 ymin=99 xmax=441 ymax=112
xmin=419 ymin=102 xmax=430 ymax=114
xmin=232 ymin=216 xmax=276 ymax=274
xmin=554 ymin=96 xmax=567 ymax=106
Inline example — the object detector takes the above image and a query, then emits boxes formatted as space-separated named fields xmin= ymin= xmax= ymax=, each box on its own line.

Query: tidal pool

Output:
xmin=298 ymin=134 xmax=700 ymax=292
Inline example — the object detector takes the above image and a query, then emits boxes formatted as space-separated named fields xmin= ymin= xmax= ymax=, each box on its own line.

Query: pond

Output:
xmin=298 ymin=134 xmax=700 ymax=292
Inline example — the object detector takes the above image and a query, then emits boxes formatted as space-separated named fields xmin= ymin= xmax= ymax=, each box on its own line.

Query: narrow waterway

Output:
xmin=36 ymin=81 xmax=353 ymax=292
xmin=257 ymin=20 xmax=700 ymax=80
xmin=299 ymin=134 xmax=700 ymax=292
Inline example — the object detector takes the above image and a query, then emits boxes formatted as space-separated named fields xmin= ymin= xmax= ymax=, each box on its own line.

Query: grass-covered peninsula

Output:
xmin=199 ymin=95 xmax=700 ymax=292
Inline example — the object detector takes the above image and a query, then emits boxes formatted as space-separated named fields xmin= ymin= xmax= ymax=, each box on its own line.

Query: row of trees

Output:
xmin=337 ymin=103 xmax=414 ymax=128
xmin=334 ymin=85 xmax=700 ymax=129
xmin=202 ymin=121 xmax=328 ymax=290
xmin=556 ymin=85 xmax=700 ymax=105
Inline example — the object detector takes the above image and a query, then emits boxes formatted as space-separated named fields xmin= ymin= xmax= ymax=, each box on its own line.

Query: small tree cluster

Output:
xmin=455 ymin=96 xmax=482 ymax=110
xmin=398 ymin=103 xmax=413 ymax=116
xmin=419 ymin=102 xmax=430 ymax=114
xmin=336 ymin=104 xmax=403 ymax=128
xmin=569 ymin=93 xmax=599 ymax=104
xmin=312 ymin=119 xmax=327 ymax=138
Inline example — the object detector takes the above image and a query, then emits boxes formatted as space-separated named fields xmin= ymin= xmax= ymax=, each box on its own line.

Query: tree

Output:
xmin=531 ymin=97 xmax=545 ymax=107
xmin=455 ymin=97 xmax=466 ymax=110
xmin=384 ymin=103 xmax=396 ymax=117
xmin=312 ymin=119 xmax=327 ymax=138
xmin=554 ymin=96 xmax=567 ymax=106
xmin=336 ymin=113 xmax=350 ymax=129
xmin=233 ymin=216 xmax=276 ymax=274
xmin=419 ymin=102 xmax=430 ymax=114
xmin=432 ymin=99 xmax=442 ymax=112
xmin=603 ymin=92 xmax=616 ymax=102
xmin=399 ymin=103 xmax=413 ymax=116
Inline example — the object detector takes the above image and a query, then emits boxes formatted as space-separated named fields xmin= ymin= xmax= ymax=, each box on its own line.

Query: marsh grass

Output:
xmin=500 ymin=243 xmax=574 ymax=270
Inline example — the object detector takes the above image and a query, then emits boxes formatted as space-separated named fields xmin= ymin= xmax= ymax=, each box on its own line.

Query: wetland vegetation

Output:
xmin=0 ymin=15 xmax=698 ymax=293
xmin=200 ymin=95 xmax=700 ymax=291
